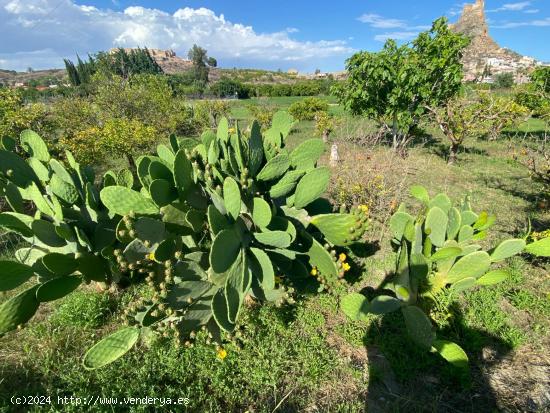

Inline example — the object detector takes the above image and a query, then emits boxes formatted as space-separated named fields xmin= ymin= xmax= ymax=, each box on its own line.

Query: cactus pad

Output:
xmin=425 ymin=207 xmax=448 ymax=247
xmin=254 ymin=231 xmax=291 ymax=248
xmin=475 ymin=269 xmax=508 ymax=286
xmin=447 ymin=251 xmax=491 ymax=283
xmin=294 ymin=167 xmax=330 ymax=209
xmin=0 ymin=285 xmax=39 ymax=335
xmin=340 ymin=293 xmax=370 ymax=321
xmin=525 ymin=237 xmax=550 ymax=257
xmin=100 ymin=186 xmax=158 ymax=216
xmin=369 ymin=295 xmax=402 ymax=314
xmin=490 ymin=239 xmax=526 ymax=262
xmin=20 ymin=130 xmax=50 ymax=162
xmin=401 ymin=305 xmax=435 ymax=349
xmin=290 ymin=139 xmax=325 ymax=170
xmin=252 ymin=198 xmax=272 ymax=228
xmin=0 ymin=261 xmax=35 ymax=291
xmin=36 ymin=276 xmax=82 ymax=302
xmin=432 ymin=340 xmax=468 ymax=369
xmin=210 ymin=229 xmax=241 ymax=273
xmin=257 ymin=153 xmax=291 ymax=182
xmin=83 ymin=327 xmax=140 ymax=370
xmin=310 ymin=213 xmax=366 ymax=246
xmin=223 ymin=177 xmax=241 ymax=220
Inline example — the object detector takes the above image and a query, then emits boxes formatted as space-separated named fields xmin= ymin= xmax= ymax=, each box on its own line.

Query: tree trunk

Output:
xmin=392 ymin=116 xmax=399 ymax=150
xmin=448 ymin=142 xmax=459 ymax=164
xmin=322 ymin=130 xmax=329 ymax=143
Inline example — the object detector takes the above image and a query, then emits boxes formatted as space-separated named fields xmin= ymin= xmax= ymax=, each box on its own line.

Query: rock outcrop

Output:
xmin=450 ymin=0 xmax=540 ymax=82
xmin=110 ymin=48 xmax=194 ymax=74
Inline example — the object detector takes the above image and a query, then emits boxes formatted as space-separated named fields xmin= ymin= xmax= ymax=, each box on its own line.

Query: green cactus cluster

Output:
xmin=340 ymin=185 xmax=550 ymax=368
xmin=0 ymin=112 xmax=369 ymax=369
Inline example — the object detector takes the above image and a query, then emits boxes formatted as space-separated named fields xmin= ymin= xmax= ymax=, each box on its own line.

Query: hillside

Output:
xmin=450 ymin=0 xmax=541 ymax=82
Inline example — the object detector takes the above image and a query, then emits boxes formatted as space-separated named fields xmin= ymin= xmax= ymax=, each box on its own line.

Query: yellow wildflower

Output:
xmin=359 ymin=205 xmax=369 ymax=213
xmin=339 ymin=253 xmax=347 ymax=262
xmin=217 ymin=348 xmax=227 ymax=360
xmin=310 ymin=267 xmax=318 ymax=276
xmin=228 ymin=127 xmax=236 ymax=134
xmin=342 ymin=263 xmax=351 ymax=272
xmin=147 ymin=252 xmax=155 ymax=261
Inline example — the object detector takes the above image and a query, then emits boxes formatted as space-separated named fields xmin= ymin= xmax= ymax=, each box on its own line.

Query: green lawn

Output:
xmin=1 ymin=99 xmax=549 ymax=412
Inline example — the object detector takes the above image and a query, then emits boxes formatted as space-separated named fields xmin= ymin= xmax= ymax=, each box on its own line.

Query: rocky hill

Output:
xmin=450 ymin=0 xmax=540 ymax=82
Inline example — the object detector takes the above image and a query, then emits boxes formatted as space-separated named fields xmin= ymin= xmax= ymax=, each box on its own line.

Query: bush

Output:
xmin=193 ymin=100 xmax=231 ymax=129
xmin=0 ymin=88 xmax=54 ymax=140
xmin=51 ymin=73 xmax=199 ymax=163
xmin=247 ymin=103 xmax=276 ymax=130
xmin=209 ymin=77 xmax=250 ymax=99
xmin=492 ymin=72 xmax=514 ymax=89
xmin=60 ymin=117 xmax=157 ymax=165
xmin=288 ymin=97 xmax=329 ymax=121
xmin=477 ymin=92 xmax=530 ymax=140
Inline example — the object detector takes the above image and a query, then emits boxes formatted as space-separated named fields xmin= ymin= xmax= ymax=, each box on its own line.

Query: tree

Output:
xmin=63 ymin=49 xmax=162 ymax=87
xmin=477 ymin=92 xmax=530 ymax=140
xmin=492 ymin=72 xmax=515 ymax=89
xmin=187 ymin=44 xmax=217 ymax=86
xmin=337 ymin=17 xmax=469 ymax=152
xmin=531 ymin=67 xmax=550 ymax=94
xmin=428 ymin=97 xmax=483 ymax=164
xmin=514 ymin=67 xmax=550 ymax=117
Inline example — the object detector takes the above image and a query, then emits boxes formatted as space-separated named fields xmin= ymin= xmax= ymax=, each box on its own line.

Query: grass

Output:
xmin=1 ymin=96 xmax=549 ymax=412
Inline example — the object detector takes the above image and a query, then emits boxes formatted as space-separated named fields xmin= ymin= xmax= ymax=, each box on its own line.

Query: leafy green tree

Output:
xmin=428 ymin=97 xmax=483 ymax=163
xmin=337 ymin=17 xmax=468 ymax=151
xmin=187 ymin=44 xmax=217 ymax=88
xmin=64 ymin=49 xmax=162 ymax=87
xmin=531 ymin=67 xmax=550 ymax=94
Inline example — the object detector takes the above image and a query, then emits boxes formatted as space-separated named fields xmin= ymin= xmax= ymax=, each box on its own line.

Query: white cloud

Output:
xmin=357 ymin=13 xmax=406 ymax=28
xmin=0 ymin=0 xmax=353 ymax=71
xmin=357 ymin=12 xmax=430 ymax=42
xmin=487 ymin=1 xmax=533 ymax=13
xmin=524 ymin=9 xmax=540 ymax=14
xmin=374 ymin=32 xmax=420 ymax=42
xmin=492 ymin=17 xmax=550 ymax=28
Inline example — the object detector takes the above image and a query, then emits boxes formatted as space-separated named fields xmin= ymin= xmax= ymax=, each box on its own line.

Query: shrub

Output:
xmin=477 ymin=92 xmax=530 ymax=140
xmin=60 ymin=118 xmax=156 ymax=165
xmin=51 ymin=73 xmax=199 ymax=163
xmin=492 ymin=72 xmax=514 ymax=89
xmin=247 ymin=103 xmax=276 ymax=130
xmin=193 ymin=100 xmax=231 ymax=129
xmin=209 ymin=77 xmax=250 ymax=99
xmin=0 ymin=88 xmax=53 ymax=140
xmin=288 ymin=97 xmax=329 ymax=121
xmin=314 ymin=111 xmax=338 ymax=142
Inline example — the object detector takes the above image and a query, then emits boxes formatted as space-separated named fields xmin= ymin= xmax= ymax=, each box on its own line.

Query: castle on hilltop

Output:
xmin=450 ymin=0 xmax=542 ymax=83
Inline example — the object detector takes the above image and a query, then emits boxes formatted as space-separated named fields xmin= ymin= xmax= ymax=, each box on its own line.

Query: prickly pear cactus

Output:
xmin=340 ymin=185 xmax=540 ymax=368
xmin=1 ymin=113 xmax=369 ymax=369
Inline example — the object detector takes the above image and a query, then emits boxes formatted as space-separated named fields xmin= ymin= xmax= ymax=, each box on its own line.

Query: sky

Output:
xmin=1 ymin=0 xmax=549 ymax=72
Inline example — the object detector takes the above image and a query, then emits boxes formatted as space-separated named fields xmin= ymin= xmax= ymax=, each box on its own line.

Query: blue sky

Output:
xmin=0 ymin=0 xmax=549 ymax=72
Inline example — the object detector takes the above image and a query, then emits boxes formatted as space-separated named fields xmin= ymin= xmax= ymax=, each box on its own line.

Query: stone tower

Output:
xmin=451 ymin=0 xmax=488 ymax=37
xmin=449 ymin=0 xmax=537 ymax=81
